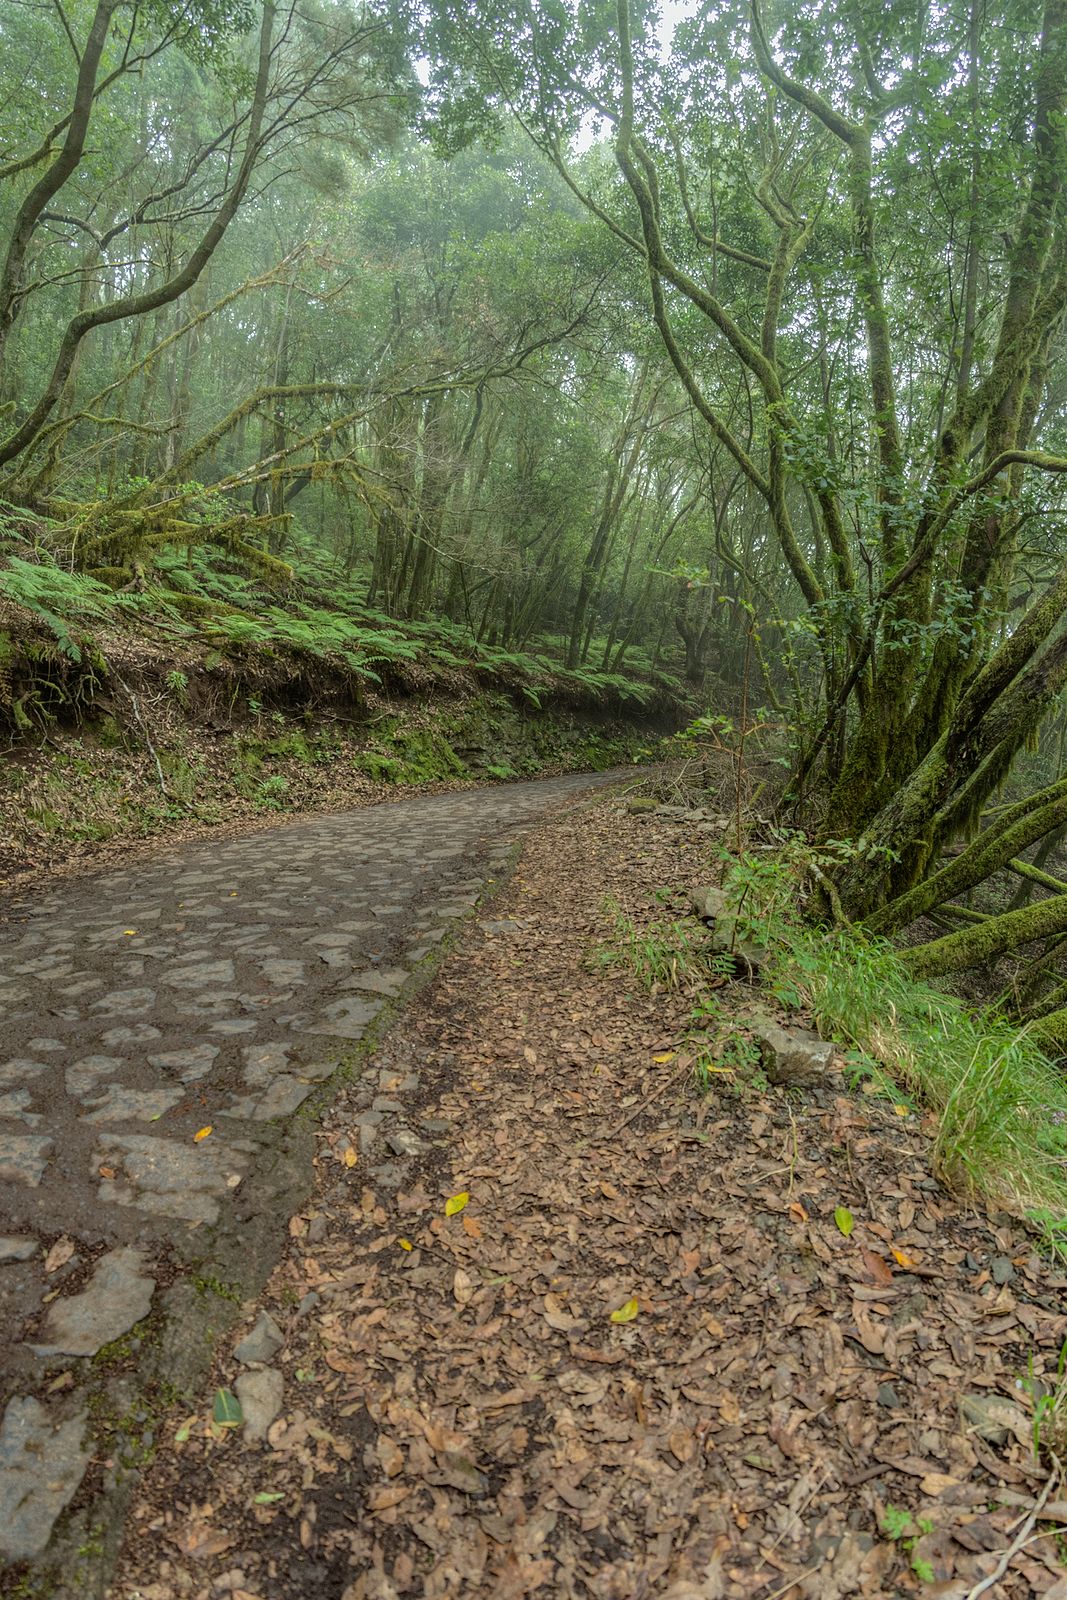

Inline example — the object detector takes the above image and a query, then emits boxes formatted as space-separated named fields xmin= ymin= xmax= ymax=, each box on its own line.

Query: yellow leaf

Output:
xmin=194 ymin=1126 xmax=213 ymax=1143
xmin=398 ymin=1238 xmax=413 ymax=1251
xmin=834 ymin=1206 xmax=854 ymax=1237
xmin=342 ymin=1146 xmax=357 ymax=1168
xmin=445 ymin=1191 xmax=470 ymax=1217
xmin=893 ymin=1103 xmax=910 ymax=1117
xmin=652 ymin=1051 xmax=675 ymax=1064
xmin=610 ymin=1296 xmax=640 ymax=1324
xmin=123 ymin=929 xmax=137 ymax=936
xmin=892 ymin=1247 xmax=917 ymax=1268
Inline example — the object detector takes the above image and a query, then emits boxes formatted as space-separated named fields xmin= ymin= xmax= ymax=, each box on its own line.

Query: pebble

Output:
xmin=234 ymin=1310 xmax=284 ymax=1366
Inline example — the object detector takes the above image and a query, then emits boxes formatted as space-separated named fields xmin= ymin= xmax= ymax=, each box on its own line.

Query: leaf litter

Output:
xmin=111 ymin=797 xmax=1067 ymax=1600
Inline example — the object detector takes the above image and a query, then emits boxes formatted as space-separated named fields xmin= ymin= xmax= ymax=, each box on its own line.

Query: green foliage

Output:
xmin=716 ymin=844 xmax=1067 ymax=1221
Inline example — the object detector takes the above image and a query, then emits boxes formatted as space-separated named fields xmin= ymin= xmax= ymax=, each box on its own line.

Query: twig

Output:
xmin=600 ymin=1056 xmax=694 ymax=1140
xmin=115 ymin=675 xmax=168 ymax=797
xmin=964 ymin=1464 xmax=1060 ymax=1599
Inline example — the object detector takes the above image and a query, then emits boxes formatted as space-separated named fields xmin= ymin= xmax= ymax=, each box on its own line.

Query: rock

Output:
xmin=385 ymin=1128 xmax=424 ymax=1157
xmin=876 ymin=1383 xmax=900 ymax=1409
xmin=751 ymin=1017 xmax=835 ymax=1086
xmin=0 ymin=1398 xmax=91 ymax=1559
xmin=32 ymin=1246 xmax=155 ymax=1356
xmin=959 ymin=1393 xmax=1031 ymax=1447
xmin=0 ymin=1133 xmax=54 ymax=1187
xmin=236 ymin=1367 xmax=283 ymax=1443
xmin=93 ymin=1132 xmax=251 ymax=1224
xmin=991 ymin=1255 xmax=1015 ymax=1285
xmin=625 ymin=798 xmax=658 ymax=813
xmin=234 ymin=1311 xmax=284 ymax=1366
xmin=689 ymin=885 xmax=728 ymax=922
xmin=0 ymin=1236 xmax=38 ymax=1263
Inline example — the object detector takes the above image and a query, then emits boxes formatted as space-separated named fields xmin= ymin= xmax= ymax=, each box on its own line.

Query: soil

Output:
xmin=106 ymin=799 xmax=1067 ymax=1600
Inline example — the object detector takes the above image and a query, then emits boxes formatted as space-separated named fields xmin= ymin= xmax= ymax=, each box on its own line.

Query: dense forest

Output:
xmin=2 ymin=0 xmax=1067 ymax=1026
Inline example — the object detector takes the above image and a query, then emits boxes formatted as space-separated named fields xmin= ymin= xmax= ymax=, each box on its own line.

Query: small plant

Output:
xmin=254 ymin=775 xmax=289 ymax=811
xmin=595 ymin=899 xmax=721 ymax=993
xmin=165 ymin=668 xmax=189 ymax=705
xmin=879 ymin=1504 xmax=935 ymax=1583
xmin=1020 ymin=1338 xmax=1067 ymax=1460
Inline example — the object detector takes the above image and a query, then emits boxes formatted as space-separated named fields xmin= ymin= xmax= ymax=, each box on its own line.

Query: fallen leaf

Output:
xmin=669 ymin=1424 xmax=698 ymax=1464
xmin=835 ymin=1206 xmax=854 ymax=1237
xmin=342 ymin=1146 xmax=357 ymax=1168
xmin=253 ymin=1491 xmax=284 ymax=1505
xmin=445 ymin=1191 xmax=470 ymax=1216
xmin=194 ymin=1126 xmax=213 ymax=1143
xmin=453 ymin=1267 xmax=474 ymax=1304
xmin=398 ymin=1238 xmax=413 ymax=1251
xmin=788 ymin=1202 xmax=809 ymax=1223
xmin=98 ymin=1165 xmax=116 ymax=1179
xmin=892 ymin=1247 xmax=918 ymax=1269
xmin=212 ymin=1387 xmax=243 ymax=1429
xmin=652 ymin=1051 xmax=676 ymax=1063
xmin=44 ymin=1237 xmax=75 ymax=1274
xmin=610 ymin=1296 xmax=639 ymax=1324
xmin=861 ymin=1247 xmax=894 ymax=1286
xmin=462 ymin=1212 xmax=483 ymax=1239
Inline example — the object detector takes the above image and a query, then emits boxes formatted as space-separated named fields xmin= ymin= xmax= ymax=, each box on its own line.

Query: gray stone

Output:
xmin=259 ymin=959 xmax=306 ymax=988
xmin=82 ymin=1084 xmax=184 ymax=1123
xmin=99 ymin=1024 xmax=162 ymax=1045
xmin=385 ymin=1128 xmax=424 ymax=1157
xmin=420 ymin=1118 xmax=451 ymax=1134
xmin=90 ymin=986 xmax=157 ymax=1015
xmin=876 ymin=1383 xmax=900 ymax=1409
xmin=164 ymin=959 xmax=235 ymax=989
xmin=0 ymin=1398 xmax=91 ymax=1559
xmin=93 ymin=1134 xmax=251 ymax=1224
xmin=66 ymin=1054 xmax=125 ymax=1098
xmin=959 ymin=1392 xmax=1030 ymax=1447
xmin=235 ymin=1367 xmax=284 ymax=1443
xmin=0 ymin=1089 xmax=36 ymax=1121
xmin=243 ymin=1041 xmax=292 ymax=1084
xmin=25 ymin=1038 xmax=64 ymax=1053
xmin=991 ymin=1255 xmax=1015 ymax=1285
xmin=0 ymin=1058 xmax=51 ymax=1089
xmin=0 ymin=1133 xmax=53 ymax=1186
xmin=306 ymin=997 xmax=382 ymax=1039
xmin=344 ymin=968 xmax=408 ymax=997
xmin=226 ymin=1077 xmax=313 ymax=1121
xmin=235 ymin=1311 xmax=284 ymax=1366
xmin=689 ymin=885 xmax=729 ymax=922
xmin=369 ymin=1161 xmax=407 ymax=1190
xmin=0 ymin=1237 xmax=37 ymax=1263
xmin=751 ymin=1017 xmax=835 ymax=1086
xmin=32 ymin=1247 xmax=155 ymax=1356
xmin=146 ymin=1042 xmax=219 ymax=1081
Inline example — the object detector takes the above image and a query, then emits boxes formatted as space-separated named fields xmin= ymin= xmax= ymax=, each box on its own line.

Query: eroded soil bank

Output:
xmin=107 ymin=797 xmax=1067 ymax=1600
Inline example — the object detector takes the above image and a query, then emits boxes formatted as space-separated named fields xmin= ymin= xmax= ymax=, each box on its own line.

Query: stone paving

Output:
xmin=0 ymin=771 xmax=622 ymax=1569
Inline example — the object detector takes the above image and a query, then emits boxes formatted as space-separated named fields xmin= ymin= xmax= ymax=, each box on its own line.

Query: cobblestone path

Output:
xmin=0 ymin=771 xmax=623 ymax=1574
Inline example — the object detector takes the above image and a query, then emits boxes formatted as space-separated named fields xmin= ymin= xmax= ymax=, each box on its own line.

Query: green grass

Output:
xmin=725 ymin=849 xmax=1067 ymax=1225
xmin=601 ymin=841 xmax=1067 ymax=1234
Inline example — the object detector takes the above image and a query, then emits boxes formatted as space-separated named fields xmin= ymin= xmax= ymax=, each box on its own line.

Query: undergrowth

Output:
xmin=604 ymin=832 xmax=1067 ymax=1234
xmin=0 ymin=533 xmax=683 ymax=731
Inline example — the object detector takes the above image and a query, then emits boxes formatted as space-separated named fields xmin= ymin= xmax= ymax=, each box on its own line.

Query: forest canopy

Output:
xmin=3 ymin=0 xmax=1067 ymax=1025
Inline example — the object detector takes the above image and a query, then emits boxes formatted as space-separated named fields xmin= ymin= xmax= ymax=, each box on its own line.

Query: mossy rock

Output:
xmin=627 ymin=797 xmax=658 ymax=813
